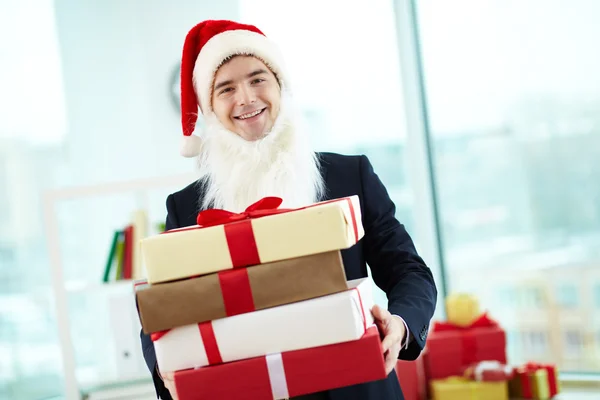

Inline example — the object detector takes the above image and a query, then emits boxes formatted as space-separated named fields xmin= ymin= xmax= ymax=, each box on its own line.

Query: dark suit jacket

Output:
xmin=140 ymin=152 xmax=437 ymax=400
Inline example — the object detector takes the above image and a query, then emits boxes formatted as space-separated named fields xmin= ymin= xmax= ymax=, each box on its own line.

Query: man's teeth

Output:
xmin=238 ymin=109 xmax=262 ymax=120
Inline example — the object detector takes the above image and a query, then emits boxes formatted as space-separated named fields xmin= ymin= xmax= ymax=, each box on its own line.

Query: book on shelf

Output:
xmin=102 ymin=209 xmax=150 ymax=283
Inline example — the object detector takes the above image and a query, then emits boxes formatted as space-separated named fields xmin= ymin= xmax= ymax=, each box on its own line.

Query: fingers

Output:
xmin=162 ymin=372 xmax=179 ymax=400
xmin=164 ymin=380 xmax=178 ymax=400
xmin=371 ymin=305 xmax=391 ymax=324
xmin=381 ymin=331 xmax=397 ymax=353
xmin=375 ymin=307 xmax=403 ymax=374
xmin=384 ymin=342 xmax=400 ymax=375
xmin=162 ymin=371 xmax=175 ymax=382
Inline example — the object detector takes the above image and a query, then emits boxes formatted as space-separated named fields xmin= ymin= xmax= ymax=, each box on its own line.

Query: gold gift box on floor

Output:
xmin=445 ymin=293 xmax=481 ymax=327
xmin=431 ymin=377 xmax=509 ymax=400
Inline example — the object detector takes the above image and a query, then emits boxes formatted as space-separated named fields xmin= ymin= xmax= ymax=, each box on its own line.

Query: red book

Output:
xmin=122 ymin=225 xmax=134 ymax=279
xmin=174 ymin=326 xmax=386 ymax=400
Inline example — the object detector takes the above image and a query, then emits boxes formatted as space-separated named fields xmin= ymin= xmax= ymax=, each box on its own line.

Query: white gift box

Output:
xmin=154 ymin=278 xmax=374 ymax=373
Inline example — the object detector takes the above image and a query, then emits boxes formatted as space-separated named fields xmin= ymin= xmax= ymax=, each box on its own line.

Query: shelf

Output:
xmin=81 ymin=378 xmax=154 ymax=400
xmin=65 ymin=279 xmax=135 ymax=294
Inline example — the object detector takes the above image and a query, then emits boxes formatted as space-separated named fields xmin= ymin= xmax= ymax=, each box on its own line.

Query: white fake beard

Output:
xmin=195 ymin=93 xmax=325 ymax=212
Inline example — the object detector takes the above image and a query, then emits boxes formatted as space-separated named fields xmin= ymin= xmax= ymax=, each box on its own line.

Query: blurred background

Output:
xmin=1 ymin=0 xmax=599 ymax=398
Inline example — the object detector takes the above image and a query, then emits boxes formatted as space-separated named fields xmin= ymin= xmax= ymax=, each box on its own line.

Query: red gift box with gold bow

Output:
xmin=510 ymin=362 xmax=560 ymax=399
xmin=423 ymin=313 xmax=507 ymax=381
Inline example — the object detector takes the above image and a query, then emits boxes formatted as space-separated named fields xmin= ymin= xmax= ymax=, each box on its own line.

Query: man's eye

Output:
xmin=220 ymin=87 xmax=233 ymax=94
xmin=252 ymin=78 xmax=265 ymax=84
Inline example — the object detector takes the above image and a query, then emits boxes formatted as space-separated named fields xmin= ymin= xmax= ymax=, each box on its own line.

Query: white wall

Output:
xmin=53 ymin=0 xmax=240 ymax=185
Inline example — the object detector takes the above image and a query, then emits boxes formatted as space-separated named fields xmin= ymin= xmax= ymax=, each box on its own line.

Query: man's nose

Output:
xmin=236 ymin=85 xmax=256 ymax=106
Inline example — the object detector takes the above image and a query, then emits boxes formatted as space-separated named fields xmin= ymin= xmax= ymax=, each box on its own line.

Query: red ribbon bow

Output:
xmin=523 ymin=362 xmax=546 ymax=372
xmin=196 ymin=197 xmax=290 ymax=227
xmin=432 ymin=312 xmax=497 ymax=332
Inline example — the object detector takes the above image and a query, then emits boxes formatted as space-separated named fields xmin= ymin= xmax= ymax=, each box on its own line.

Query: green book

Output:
xmin=102 ymin=230 xmax=122 ymax=282
xmin=114 ymin=234 xmax=126 ymax=280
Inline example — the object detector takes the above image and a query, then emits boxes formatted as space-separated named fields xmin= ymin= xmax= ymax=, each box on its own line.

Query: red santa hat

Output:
xmin=179 ymin=19 xmax=287 ymax=157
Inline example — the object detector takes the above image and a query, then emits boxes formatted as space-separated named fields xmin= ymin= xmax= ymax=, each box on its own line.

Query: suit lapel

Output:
xmin=317 ymin=152 xmax=333 ymax=201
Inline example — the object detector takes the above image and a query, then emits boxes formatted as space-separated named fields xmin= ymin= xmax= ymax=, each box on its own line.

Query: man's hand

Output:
xmin=372 ymin=305 xmax=406 ymax=375
xmin=160 ymin=370 xmax=179 ymax=400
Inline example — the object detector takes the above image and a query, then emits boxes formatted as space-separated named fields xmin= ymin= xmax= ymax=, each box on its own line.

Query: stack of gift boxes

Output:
xmin=421 ymin=293 xmax=561 ymax=400
xmin=134 ymin=196 xmax=388 ymax=399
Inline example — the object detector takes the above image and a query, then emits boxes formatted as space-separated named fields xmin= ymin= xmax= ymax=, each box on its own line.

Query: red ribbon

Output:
xmin=218 ymin=268 xmax=255 ymax=316
xmin=196 ymin=197 xmax=289 ymax=227
xmin=199 ymin=322 xmax=223 ymax=365
xmin=150 ymin=330 xmax=168 ymax=342
xmin=352 ymin=287 xmax=367 ymax=332
xmin=151 ymin=322 xmax=224 ymax=366
xmin=162 ymin=196 xmax=360 ymax=269
xmin=514 ymin=367 xmax=534 ymax=398
xmin=432 ymin=312 xmax=498 ymax=332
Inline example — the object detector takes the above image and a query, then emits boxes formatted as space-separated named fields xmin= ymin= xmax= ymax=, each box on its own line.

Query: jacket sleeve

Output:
xmin=359 ymin=155 xmax=438 ymax=360
xmin=139 ymin=194 xmax=180 ymax=399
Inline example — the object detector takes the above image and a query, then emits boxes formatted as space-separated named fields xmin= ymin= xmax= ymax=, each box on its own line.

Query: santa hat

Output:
xmin=179 ymin=19 xmax=287 ymax=158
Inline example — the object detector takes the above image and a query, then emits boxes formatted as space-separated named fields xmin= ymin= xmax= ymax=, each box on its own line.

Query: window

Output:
xmin=2 ymin=1 xmax=420 ymax=398
xmin=240 ymin=0 xmax=417 ymax=308
xmin=529 ymin=331 xmax=548 ymax=356
xmin=4 ymin=1 xmax=600 ymax=397
xmin=496 ymin=287 xmax=517 ymax=308
xmin=556 ymin=284 xmax=579 ymax=308
xmin=564 ymin=331 xmax=584 ymax=355
xmin=523 ymin=287 xmax=546 ymax=309
xmin=519 ymin=331 xmax=548 ymax=356
xmin=594 ymin=284 xmax=600 ymax=308
xmin=417 ymin=0 xmax=600 ymax=371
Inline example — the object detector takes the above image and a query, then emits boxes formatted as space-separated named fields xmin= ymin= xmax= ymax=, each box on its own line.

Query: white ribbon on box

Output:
xmin=473 ymin=360 xmax=513 ymax=381
xmin=266 ymin=353 xmax=289 ymax=400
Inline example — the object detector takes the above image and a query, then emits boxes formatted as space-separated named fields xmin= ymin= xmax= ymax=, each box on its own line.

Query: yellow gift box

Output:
xmin=431 ymin=377 xmax=509 ymax=400
xmin=445 ymin=293 xmax=481 ymax=327
xmin=141 ymin=196 xmax=364 ymax=284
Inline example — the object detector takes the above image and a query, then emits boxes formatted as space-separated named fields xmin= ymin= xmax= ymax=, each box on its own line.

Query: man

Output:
xmin=141 ymin=20 xmax=437 ymax=400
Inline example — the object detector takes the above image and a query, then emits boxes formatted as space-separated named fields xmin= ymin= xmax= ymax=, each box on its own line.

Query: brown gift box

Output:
xmin=136 ymin=250 xmax=347 ymax=333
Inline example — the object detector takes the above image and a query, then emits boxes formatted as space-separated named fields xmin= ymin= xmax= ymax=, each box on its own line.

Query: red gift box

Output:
xmin=424 ymin=313 xmax=506 ymax=381
xmin=395 ymin=357 xmax=426 ymax=400
xmin=173 ymin=326 xmax=386 ymax=399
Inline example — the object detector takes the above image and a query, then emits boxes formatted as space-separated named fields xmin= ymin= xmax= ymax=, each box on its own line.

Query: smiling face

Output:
xmin=211 ymin=56 xmax=281 ymax=141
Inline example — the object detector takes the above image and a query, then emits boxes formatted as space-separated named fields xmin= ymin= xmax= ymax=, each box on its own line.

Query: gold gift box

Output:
xmin=431 ymin=377 xmax=509 ymax=400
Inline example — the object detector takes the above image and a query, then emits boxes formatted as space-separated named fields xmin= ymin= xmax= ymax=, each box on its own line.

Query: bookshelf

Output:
xmin=42 ymin=172 xmax=197 ymax=400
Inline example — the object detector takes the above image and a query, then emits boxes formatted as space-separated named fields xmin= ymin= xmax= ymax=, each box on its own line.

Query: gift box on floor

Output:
xmin=136 ymin=251 xmax=347 ymax=333
xmin=141 ymin=196 xmax=364 ymax=284
xmin=430 ymin=377 xmax=509 ymax=400
xmin=395 ymin=357 xmax=426 ymax=400
xmin=153 ymin=278 xmax=374 ymax=373
xmin=173 ymin=326 xmax=386 ymax=400
xmin=423 ymin=313 xmax=506 ymax=380
xmin=509 ymin=363 xmax=560 ymax=399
